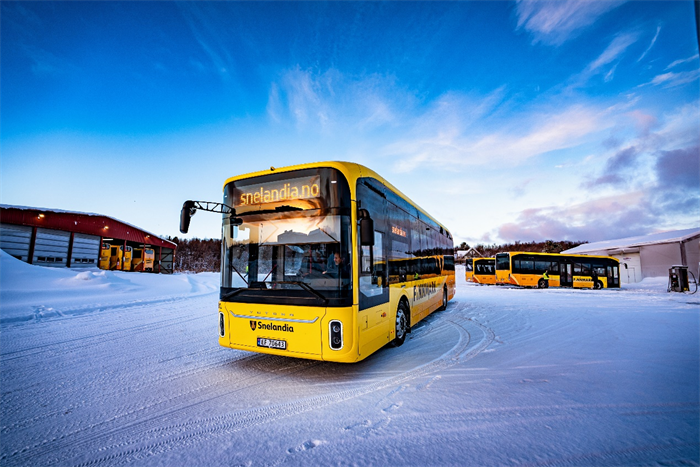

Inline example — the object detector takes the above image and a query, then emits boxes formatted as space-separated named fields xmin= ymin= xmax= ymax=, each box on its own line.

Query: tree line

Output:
xmin=454 ymin=239 xmax=587 ymax=259
xmin=168 ymin=237 xmax=221 ymax=273
xmin=167 ymin=236 xmax=588 ymax=273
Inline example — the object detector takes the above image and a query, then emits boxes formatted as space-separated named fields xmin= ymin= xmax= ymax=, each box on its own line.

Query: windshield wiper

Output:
xmin=221 ymin=289 xmax=243 ymax=301
xmin=267 ymin=281 xmax=328 ymax=305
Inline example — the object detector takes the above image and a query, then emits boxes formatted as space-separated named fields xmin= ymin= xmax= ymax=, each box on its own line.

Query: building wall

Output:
xmin=639 ymin=243 xmax=681 ymax=279
xmin=684 ymin=239 xmax=700 ymax=278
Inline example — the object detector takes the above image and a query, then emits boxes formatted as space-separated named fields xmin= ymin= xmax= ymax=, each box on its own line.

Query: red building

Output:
xmin=0 ymin=204 xmax=176 ymax=273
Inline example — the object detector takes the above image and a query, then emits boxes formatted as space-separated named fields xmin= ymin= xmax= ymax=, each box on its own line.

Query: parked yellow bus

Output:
xmin=180 ymin=162 xmax=455 ymax=363
xmin=132 ymin=248 xmax=155 ymax=272
xmin=495 ymin=252 xmax=620 ymax=289
xmin=98 ymin=243 xmax=111 ymax=269
xmin=470 ymin=257 xmax=496 ymax=285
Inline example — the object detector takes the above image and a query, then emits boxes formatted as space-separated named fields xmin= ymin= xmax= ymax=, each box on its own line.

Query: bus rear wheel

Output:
xmin=538 ymin=279 xmax=548 ymax=289
xmin=593 ymin=280 xmax=603 ymax=290
xmin=391 ymin=302 xmax=409 ymax=347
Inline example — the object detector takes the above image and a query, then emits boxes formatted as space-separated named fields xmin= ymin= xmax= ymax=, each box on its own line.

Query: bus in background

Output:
xmin=108 ymin=245 xmax=123 ymax=270
xmin=132 ymin=248 xmax=155 ymax=272
xmin=465 ymin=258 xmax=474 ymax=282
xmin=180 ymin=162 xmax=455 ymax=363
xmin=495 ymin=252 xmax=620 ymax=289
xmin=122 ymin=246 xmax=132 ymax=271
xmin=99 ymin=243 xmax=110 ymax=269
xmin=470 ymin=257 xmax=496 ymax=285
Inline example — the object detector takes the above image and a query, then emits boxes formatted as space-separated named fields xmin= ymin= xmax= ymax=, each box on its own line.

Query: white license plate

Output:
xmin=257 ymin=338 xmax=287 ymax=350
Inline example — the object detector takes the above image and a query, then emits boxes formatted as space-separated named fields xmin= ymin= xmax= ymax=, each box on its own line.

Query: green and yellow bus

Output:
xmin=495 ymin=251 xmax=620 ymax=289
xmin=468 ymin=257 xmax=496 ymax=285
xmin=180 ymin=162 xmax=455 ymax=363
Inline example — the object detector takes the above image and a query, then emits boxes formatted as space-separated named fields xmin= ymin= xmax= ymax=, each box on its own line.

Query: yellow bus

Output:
xmin=495 ymin=251 xmax=620 ymax=289
xmin=98 ymin=243 xmax=111 ymax=270
xmin=469 ymin=257 xmax=496 ymax=285
xmin=180 ymin=162 xmax=456 ymax=363
xmin=131 ymin=248 xmax=155 ymax=272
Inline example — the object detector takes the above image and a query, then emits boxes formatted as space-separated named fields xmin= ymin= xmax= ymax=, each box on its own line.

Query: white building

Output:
xmin=562 ymin=228 xmax=700 ymax=284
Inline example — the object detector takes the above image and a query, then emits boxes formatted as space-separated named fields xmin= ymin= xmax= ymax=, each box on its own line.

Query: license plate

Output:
xmin=257 ymin=338 xmax=287 ymax=350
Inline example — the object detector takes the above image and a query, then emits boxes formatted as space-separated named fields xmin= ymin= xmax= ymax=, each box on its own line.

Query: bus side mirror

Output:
xmin=359 ymin=209 xmax=374 ymax=246
xmin=624 ymin=263 xmax=628 ymax=269
xmin=223 ymin=216 xmax=243 ymax=237
xmin=180 ymin=201 xmax=196 ymax=234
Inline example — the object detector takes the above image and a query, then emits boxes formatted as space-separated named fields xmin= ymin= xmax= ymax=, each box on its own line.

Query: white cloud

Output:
xmin=637 ymin=26 xmax=660 ymax=62
xmin=385 ymin=104 xmax=609 ymax=173
xmin=650 ymin=69 xmax=700 ymax=88
xmin=586 ymin=32 xmax=639 ymax=74
xmin=265 ymin=67 xmax=410 ymax=133
xmin=515 ymin=0 xmax=627 ymax=46
xmin=666 ymin=54 xmax=700 ymax=70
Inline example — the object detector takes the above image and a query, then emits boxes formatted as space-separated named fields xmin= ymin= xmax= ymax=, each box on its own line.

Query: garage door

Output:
xmin=0 ymin=223 xmax=32 ymax=262
xmin=614 ymin=253 xmax=642 ymax=283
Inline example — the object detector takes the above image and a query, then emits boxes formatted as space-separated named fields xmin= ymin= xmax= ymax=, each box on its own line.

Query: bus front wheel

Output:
xmin=593 ymin=280 xmax=603 ymax=290
xmin=391 ymin=302 xmax=409 ymax=347
xmin=439 ymin=287 xmax=448 ymax=311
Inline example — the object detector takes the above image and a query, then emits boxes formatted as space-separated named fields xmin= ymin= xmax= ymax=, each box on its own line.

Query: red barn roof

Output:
xmin=0 ymin=204 xmax=176 ymax=249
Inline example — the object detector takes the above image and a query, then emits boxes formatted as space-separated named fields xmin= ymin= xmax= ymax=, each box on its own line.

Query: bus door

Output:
xmin=607 ymin=265 xmax=619 ymax=287
xmin=560 ymin=260 xmax=573 ymax=287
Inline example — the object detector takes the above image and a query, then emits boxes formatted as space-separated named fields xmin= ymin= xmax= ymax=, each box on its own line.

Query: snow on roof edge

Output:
xmin=562 ymin=227 xmax=700 ymax=254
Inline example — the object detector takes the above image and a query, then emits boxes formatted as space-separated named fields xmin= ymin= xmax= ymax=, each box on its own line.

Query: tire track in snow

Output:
xmin=57 ymin=302 xmax=494 ymax=467
xmin=0 ymin=293 xmax=218 ymax=358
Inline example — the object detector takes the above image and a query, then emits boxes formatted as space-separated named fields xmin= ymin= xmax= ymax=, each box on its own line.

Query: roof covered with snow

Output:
xmin=563 ymin=227 xmax=700 ymax=254
xmin=0 ymin=204 xmax=177 ymax=249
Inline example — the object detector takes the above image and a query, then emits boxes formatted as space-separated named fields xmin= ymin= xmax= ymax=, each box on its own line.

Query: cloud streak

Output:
xmin=514 ymin=0 xmax=627 ymax=46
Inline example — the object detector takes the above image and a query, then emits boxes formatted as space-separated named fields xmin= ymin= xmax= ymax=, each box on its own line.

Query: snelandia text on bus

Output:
xmin=235 ymin=176 xmax=321 ymax=207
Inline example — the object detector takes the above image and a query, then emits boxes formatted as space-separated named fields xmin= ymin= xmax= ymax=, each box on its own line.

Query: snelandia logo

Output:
xmin=250 ymin=321 xmax=295 ymax=333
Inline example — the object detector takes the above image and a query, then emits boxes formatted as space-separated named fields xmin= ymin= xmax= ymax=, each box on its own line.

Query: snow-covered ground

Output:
xmin=1 ymin=250 xmax=698 ymax=467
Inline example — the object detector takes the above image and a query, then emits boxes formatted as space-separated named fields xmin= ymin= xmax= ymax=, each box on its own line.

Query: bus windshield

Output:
xmin=495 ymin=253 xmax=510 ymax=270
xmin=220 ymin=167 xmax=352 ymax=306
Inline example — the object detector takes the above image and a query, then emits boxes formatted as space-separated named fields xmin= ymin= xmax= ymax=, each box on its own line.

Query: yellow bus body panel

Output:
xmin=123 ymin=248 xmax=132 ymax=271
xmin=473 ymin=274 xmax=496 ymax=285
xmin=220 ymin=302 xmax=364 ymax=363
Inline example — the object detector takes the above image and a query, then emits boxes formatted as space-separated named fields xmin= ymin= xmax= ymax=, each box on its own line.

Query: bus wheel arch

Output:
xmin=391 ymin=298 xmax=410 ymax=347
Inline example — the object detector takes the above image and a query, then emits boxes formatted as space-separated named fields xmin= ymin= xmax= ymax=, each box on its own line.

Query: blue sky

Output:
xmin=2 ymin=1 xmax=698 ymax=246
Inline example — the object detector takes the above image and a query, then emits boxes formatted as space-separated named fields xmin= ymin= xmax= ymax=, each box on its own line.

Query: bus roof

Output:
xmin=222 ymin=161 xmax=452 ymax=238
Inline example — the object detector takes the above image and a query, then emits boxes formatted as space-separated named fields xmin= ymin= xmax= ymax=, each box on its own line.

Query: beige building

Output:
xmin=562 ymin=228 xmax=700 ymax=284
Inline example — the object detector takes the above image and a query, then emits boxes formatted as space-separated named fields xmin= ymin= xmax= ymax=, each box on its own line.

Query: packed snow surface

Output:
xmin=1 ymin=250 xmax=698 ymax=466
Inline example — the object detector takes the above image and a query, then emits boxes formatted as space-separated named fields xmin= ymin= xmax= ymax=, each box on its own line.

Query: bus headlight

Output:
xmin=329 ymin=320 xmax=343 ymax=350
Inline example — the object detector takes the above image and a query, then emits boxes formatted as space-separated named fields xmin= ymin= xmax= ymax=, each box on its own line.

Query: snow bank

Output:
xmin=0 ymin=250 xmax=218 ymax=324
